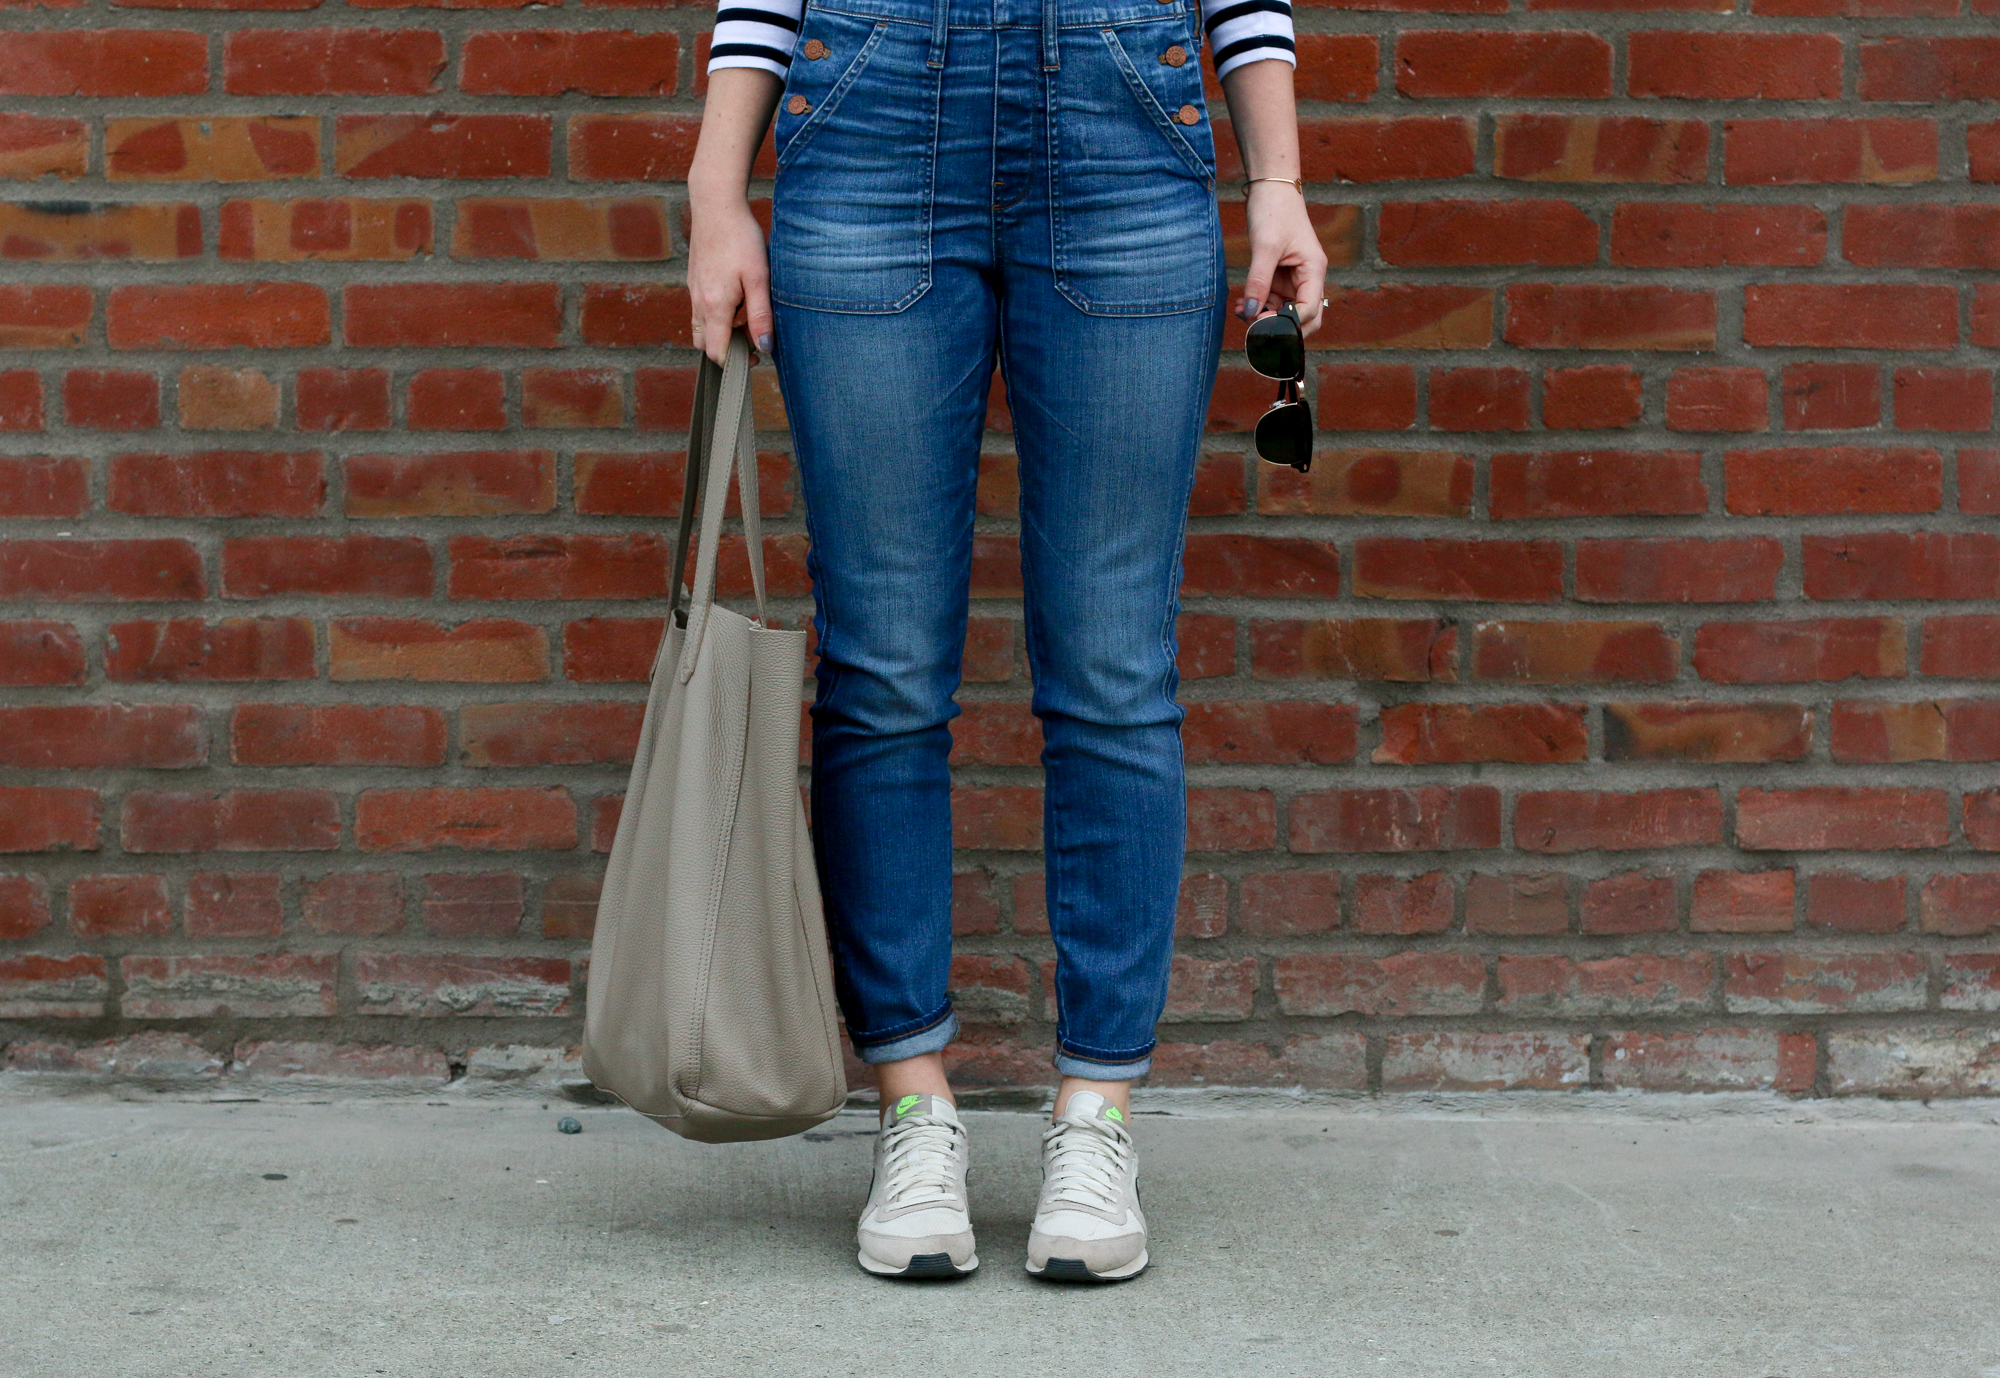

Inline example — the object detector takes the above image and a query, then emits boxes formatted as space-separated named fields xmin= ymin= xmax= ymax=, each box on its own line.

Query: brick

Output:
xmin=0 ymin=31 xmax=208 ymax=96
xmin=1 ymin=537 xmax=201 ymax=601
xmin=1 ymin=285 xmax=91 ymax=347
xmin=580 ymin=283 xmax=689 ymax=348
xmin=1318 ymin=285 xmax=1492 ymax=349
xmin=1516 ymin=788 xmax=1722 ymax=852
xmin=1353 ymin=538 xmax=1561 ymax=602
xmin=1498 ymin=953 xmax=1711 ymax=1016
xmin=1494 ymin=115 xmax=1707 ymax=183
xmin=523 ymin=370 xmax=622 ymax=427
xmin=1186 ymin=789 xmax=1277 ymax=852
xmin=223 ymin=535 xmax=432 ymax=598
xmin=1259 ymin=450 xmax=1470 ymax=518
xmin=1605 ymin=701 xmax=1810 ymax=763
xmin=174 ymin=368 xmax=276 ymax=431
xmin=1490 ymin=450 xmax=1706 ymax=518
xmin=0 ymin=621 xmax=84 ymax=686
xmin=336 ymin=114 xmax=551 ymax=179
xmin=1894 ymin=368 xmax=1993 ymax=432
xmin=224 ymin=28 xmax=445 ymax=95
xmin=62 ymin=370 xmax=157 ymax=430
xmin=1376 ymin=702 xmax=1587 ymax=765
xmin=1395 ymin=32 xmax=1611 ymax=99
xmin=186 ymin=871 xmax=282 ymax=938
xmin=70 ymin=873 xmax=172 ymax=937
xmin=1923 ymin=616 xmax=2000 ymax=679
xmin=1160 ymin=955 xmax=1258 ymax=1021
xmin=419 ymin=872 xmax=523 ymax=937
xmin=1955 ymin=447 xmax=2000 ymax=510
xmin=1429 ymin=368 xmax=1530 ymax=431
xmin=1577 ymin=537 xmax=1783 ymax=603
xmin=106 ymin=617 xmax=314 ymax=682
xmin=1729 ymin=446 xmax=1941 ymax=516
xmin=1472 ymin=620 xmax=1677 ymax=683
xmin=1290 ymin=785 xmax=1501 ymax=852
xmin=1293 ymin=33 xmax=1378 ymax=102
xmin=1725 ymin=951 xmax=1926 ymax=1014
xmin=1378 ymin=200 xmax=1596 ymax=266
xmin=1805 ymin=872 xmax=1907 ymax=933
xmin=542 ymin=872 xmax=601 ymax=940
xmin=1667 ymin=367 xmax=1768 ymax=433
xmin=1381 ymin=1032 xmax=1588 ymax=1092
xmin=1237 ymin=871 xmax=1340 ymax=936
xmin=121 ymin=788 xmax=340 ymax=853
xmin=567 ymin=113 xmax=701 ymax=181
xmin=1505 ymin=284 xmax=1715 ymax=350
xmin=1629 ymin=31 xmax=1841 ymax=99
xmin=0 ymin=704 xmax=203 ymax=769
xmin=232 ymin=1042 xmax=450 ymax=1085
xmin=1696 ymin=618 xmax=1905 ymax=683
xmin=107 ymin=116 xmax=318 ymax=182
xmin=1148 ymin=1035 xmax=1367 ymax=1091
xmin=1691 ymin=869 xmax=1795 ymax=933
xmin=1352 ymin=872 xmax=1453 ymax=935
xmin=1612 ymin=204 xmax=1825 ymax=269
xmin=1860 ymin=37 xmax=2000 ymax=102
xmin=1182 ymin=536 xmax=1340 ymax=598
xmin=1976 ymin=286 xmax=2000 ymax=348
xmin=347 ymin=450 xmax=553 ymax=517
xmin=344 ymin=282 xmax=560 ymax=347
xmin=1725 ymin=119 xmax=1937 ymax=185
xmin=0 ymin=371 xmax=42 ymax=431
xmin=0 ymin=201 xmax=200 ymax=261
xmin=122 ymin=954 xmax=337 ymax=1019
xmin=460 ymin=30 xmax=678 ymax=96
xmin=1580 ymin=871 xmax=1677 ymax=934
xmin=1829 ymin=699 xmax=1947 ymax=763
xmin=407 ymin=369 xmax=507 ymax=431
xmin=108 ymin=283 xmax=328 ymax=350
xmin=220 ymin=198 xmax=431 ymax=262
xmin=0 ymin=114 xmax=88 ymax=180
xmin=1829 ymin=1029 xmax=2000 ymax=1098
xmin=454 ymin=197 xmax=669 ymax=261
xmin=1250 ymin=618 xmax=1456 ymax=683
xmin=0 ymin=953 xmax=106 ymax=1018
xmin=1315 ymin=365 xmax=1416 ymax=431
xmin=1180 ymin=702 xmax=1357 ymax=765
xmin=0 ymin=785 xmax=99 ymax=852
xmin=302 ymin=871 xmax=403 ymax=935
xmin=1542 ymin=366 xmax=1643 ymax=430
xmin=1297 ymin=117 xmax=1476 ymax=183
xmin=1467 ymin=873 xmax=1570 ymax=935
xmin=1945 ymin=955 xmax=2000 ymax=1009
xmin=1846 ymin=206 xmax=2000 ymax=270
xmin=459 ymin=702 xmax=643 ymax=767
xmin=5 ymin=1031 xmax=219 ymax=1076
xmin=232 ymin=703 xmax=446 ymax=767
xmin=1737 ymin=787 xmax=1949 ymax=850
xmin=1273 ymin=951 xmax=1486 ymax=1017
xmin=1805 ymin=533 xmax=2000 ymax=601
xmin=447 ymin=534 xmax=668 ymax=600
xmin=355 ymin=786 xmax=577 ymax=852
xmin=1602 ymin=1030 xmax=1791 ymax=1093
xmin=1922 ymin=874 xmax=2000 ymax=935
xmin=332 ymin=617 xmax=547 ymax=682
xmin=1778 ymin=366 xmax=1883 ymax=432
xmin=1745 ymin=285 xmax=1957 ymax=350
xmin=298 ymin=368 xmax=392 ymax=431
xmin=110 ymin=450 xmax=322 ymax=517
xmin=0 ymin=456 xmax=85 ymax=517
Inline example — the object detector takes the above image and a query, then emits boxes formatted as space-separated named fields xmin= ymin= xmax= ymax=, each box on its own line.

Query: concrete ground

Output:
xmin=5 ymin=1087 xmax=2000 ymax=1378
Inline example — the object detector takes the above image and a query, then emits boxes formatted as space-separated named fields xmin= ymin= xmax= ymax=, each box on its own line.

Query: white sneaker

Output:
xmin=855 ymin=1093 xmax=978 ymax=1279
xmin=1025 ymin=1090 xmax=1147 ymax=1282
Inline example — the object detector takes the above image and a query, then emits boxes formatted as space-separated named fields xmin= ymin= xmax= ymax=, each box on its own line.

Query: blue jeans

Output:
xmin=766 ymin=0 xmax=1226 ymax=1080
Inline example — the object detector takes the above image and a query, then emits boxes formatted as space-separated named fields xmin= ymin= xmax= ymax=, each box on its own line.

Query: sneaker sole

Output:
xmin=857 ymin=1250 xmax=979 ymax=1280
xmin=1026 ymin=1249 xmax=1148 ymax=1283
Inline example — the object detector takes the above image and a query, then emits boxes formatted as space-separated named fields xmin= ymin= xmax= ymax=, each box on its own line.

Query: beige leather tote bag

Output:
xmin=582 ymin=330 xmax=846 ymax=1142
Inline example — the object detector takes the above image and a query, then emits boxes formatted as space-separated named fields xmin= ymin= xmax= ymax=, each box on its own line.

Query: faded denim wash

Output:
xmin=767 ymin=0 xmax=1226 ymax=1079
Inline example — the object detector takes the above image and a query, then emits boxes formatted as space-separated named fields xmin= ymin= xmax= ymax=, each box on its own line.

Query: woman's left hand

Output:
xmin=1238 ymin=184 xmax=1327 ymax=337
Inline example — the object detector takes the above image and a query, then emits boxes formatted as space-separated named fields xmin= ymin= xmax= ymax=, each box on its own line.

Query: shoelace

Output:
xmin=877 ymin=1114 xmax=965 ymax=1208
xmin=1039 ymin=1113 xmax=1133 ymax=1214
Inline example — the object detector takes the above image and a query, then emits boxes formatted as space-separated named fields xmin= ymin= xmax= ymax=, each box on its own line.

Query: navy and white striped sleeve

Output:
xmin=1200 ymin=0 xmax=1295 ymax=80
xmin=708 ymin=0 xmax=804 ymax=77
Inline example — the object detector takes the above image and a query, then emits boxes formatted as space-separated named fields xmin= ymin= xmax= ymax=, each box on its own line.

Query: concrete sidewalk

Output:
xmin=5 ymin=1088 xmax=1999 ymax=1378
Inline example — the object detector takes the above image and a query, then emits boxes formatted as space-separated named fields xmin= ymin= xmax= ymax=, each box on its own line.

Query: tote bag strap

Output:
xmin=676 ymin=329 xmax=769 ymax=684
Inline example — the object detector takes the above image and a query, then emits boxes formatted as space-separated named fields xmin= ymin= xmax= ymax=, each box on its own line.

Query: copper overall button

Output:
xmin=802 ymin=38 xmax=829 ymax=59
xmin=787 ymin=94 xmax=812 ymax=115
xmin=1161 ymin=44 xmax=1187 ymax=66
xmin=1175 ymin=103 xmax=1200 ymax=125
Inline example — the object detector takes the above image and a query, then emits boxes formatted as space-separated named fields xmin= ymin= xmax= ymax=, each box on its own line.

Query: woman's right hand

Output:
xmin=688 ymin=192 xmax=774 ymax=366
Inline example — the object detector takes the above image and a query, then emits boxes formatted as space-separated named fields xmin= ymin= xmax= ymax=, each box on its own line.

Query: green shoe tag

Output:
xmin=895 ymin=1094 xmax=922 ymax=1118
xmin=1104 ymin=1105 xmax=1124 ymax=1122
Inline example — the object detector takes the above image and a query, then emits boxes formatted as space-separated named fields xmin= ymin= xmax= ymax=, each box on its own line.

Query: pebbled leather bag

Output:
xmin=582 ymin=329 xmax=847 ymax=1142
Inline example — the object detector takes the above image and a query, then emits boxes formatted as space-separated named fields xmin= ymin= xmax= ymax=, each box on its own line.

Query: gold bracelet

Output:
xmin=1241 ymin=176 xmax=1303 ymax=199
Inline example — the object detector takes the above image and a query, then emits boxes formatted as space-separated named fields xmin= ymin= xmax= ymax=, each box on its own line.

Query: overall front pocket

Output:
xmin=1047 ymin=17 xmax=1222 ymax=318
xmin=769 ymin=8 xmax=939 ymax=314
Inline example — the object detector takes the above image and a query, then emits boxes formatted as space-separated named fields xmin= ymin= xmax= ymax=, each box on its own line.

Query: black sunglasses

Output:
xmin=1245 ymin=302 xmax=1312 ymax=474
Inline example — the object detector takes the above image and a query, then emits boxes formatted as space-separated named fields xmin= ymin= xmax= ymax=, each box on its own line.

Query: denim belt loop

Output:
xmin=1041 ymin=0 xmax=1059 ymax=71
xmin=927 ymin=0 xmax=948 ymax=69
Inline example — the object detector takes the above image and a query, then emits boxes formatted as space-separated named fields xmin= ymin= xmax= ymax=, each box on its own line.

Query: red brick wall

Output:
xmin=3 ymin=3 xmax=1998 ymax=1099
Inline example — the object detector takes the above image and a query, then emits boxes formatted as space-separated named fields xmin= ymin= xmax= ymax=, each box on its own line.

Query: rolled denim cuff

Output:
xmin=1053 ymin=1048 xmax=1153 ymax=1082
xmin=853 ymin=1010 xmax=959 ymax=1066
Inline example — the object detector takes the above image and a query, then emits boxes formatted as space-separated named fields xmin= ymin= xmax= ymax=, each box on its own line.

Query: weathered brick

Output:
xmin=1725 ymin=951 xmax=1927 ymax=1014
xmin=1382 ymin=1031 xmax=1589 ymax=1092
xmin=120 ymin=954 xmax=337 ymax=1019
xmin=352 ymin=952 xmax=570 ymax=1016
xmin=1273 ymin=951 xmax=1486 ymax=1017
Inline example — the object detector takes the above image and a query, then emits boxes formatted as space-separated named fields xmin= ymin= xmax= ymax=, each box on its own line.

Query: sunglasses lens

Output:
xmin=1245 ymin=312 xmax=1304 ymax=380
xmin=1256 ymin=400 xmax=1313 ymax=472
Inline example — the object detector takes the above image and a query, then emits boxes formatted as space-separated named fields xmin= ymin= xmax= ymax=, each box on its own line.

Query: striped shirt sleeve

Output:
xmin=708 ymin=0 xmax=804 ymax=77
xmin=703 ymin=0 xmax=1291 ymax=80
xmin=1200 ymin=0 xmax=1295 ymax=80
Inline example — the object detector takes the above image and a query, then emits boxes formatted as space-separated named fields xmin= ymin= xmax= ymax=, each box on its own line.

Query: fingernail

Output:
xmin=1244 ymin=298 xmax=1260 ymax=316
xmin=756 ymin=333 xmax=774 ymax=353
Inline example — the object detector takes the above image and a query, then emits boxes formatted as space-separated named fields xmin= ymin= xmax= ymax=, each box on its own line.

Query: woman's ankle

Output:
xmin=873 ymin=1051 xmax=953 ymax=1120
xmin=1054 ymin=1077 xmax=1131 ymax=1120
